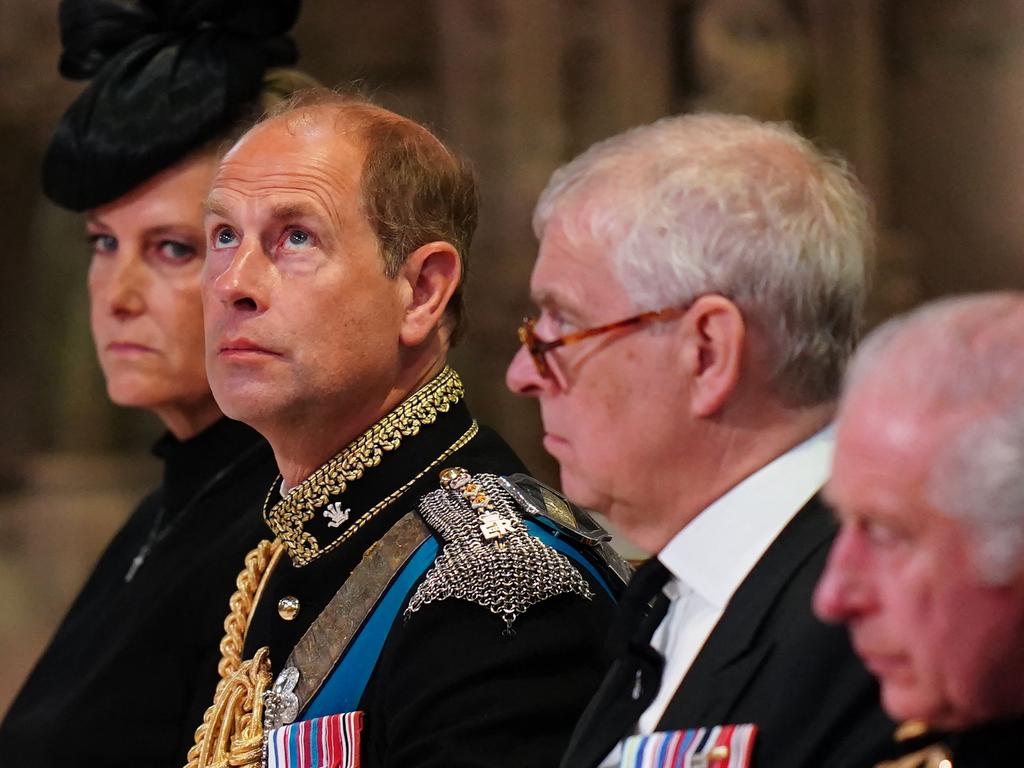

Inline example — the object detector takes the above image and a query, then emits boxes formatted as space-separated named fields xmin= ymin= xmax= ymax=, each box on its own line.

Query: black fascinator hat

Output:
xmin=42 ymin=0 xmax=301 ymax=211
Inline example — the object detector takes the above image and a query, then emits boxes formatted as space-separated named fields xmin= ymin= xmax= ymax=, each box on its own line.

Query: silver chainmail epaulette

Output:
xmin=406 ymin=467 xmax=593 ymax=627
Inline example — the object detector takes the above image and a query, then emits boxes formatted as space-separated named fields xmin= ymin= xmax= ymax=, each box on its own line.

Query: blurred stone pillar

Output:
xmin=562 ymin=0 xmax=673 ymax=155
xmin=807 ymin=0 xmax=886 ymax=203
xmin=0 ymin=0 xmax=62 ymax=479
xmin=0 ymin=120 xmax=38 ymax=488
xmin=436 ymin=0 xmax=566 ymax=480
xmin=888 ymin=0 xmax=1024 ymax=299
xmin=807 ymin=0 xmax=923 ymax=325
xmin=437 ymin=0 xmax=672 ymax=481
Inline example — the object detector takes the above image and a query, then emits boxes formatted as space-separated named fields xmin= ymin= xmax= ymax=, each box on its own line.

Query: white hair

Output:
xmin=533 ymin=112 xmax=874 ymax=406
xmin=846 ymin=293 xmax=1024 ymax=584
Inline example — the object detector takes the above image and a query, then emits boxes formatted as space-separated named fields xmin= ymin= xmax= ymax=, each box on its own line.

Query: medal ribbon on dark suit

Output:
xmin=561 ymin=557 xmax=672 ymax=768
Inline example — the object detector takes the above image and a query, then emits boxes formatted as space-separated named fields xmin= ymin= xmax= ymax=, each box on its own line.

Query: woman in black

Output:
xmin=0 ymin=1 xmax=316 ymax=764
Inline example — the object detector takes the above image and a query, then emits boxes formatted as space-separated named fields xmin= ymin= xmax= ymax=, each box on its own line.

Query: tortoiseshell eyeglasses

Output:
xmin=517 ymin=304 xmax=692 ymax=380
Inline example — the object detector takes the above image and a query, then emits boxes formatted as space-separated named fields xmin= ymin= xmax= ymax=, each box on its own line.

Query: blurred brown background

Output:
xmin=2 ymin=0 xmax=1023 ymax=715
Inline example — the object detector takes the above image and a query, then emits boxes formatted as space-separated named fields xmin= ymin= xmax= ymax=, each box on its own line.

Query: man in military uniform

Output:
xmin=814 ymin=293 xmax=1024 ymax=768
xmin=186 ymin=91 xmax=622 ymax=768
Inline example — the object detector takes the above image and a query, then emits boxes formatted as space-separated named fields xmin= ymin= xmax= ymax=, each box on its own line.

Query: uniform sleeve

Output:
xmin=361 ymin=588 xmax=616 ymax=768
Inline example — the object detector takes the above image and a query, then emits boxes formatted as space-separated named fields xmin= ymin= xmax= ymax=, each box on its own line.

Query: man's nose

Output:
xmin=205 ymin=238 xmax=269 ymax=313
xmin=813 ymin=526 xmax=873 ymax=624
xmin=507 ymin=344 xmax=550 ymax=397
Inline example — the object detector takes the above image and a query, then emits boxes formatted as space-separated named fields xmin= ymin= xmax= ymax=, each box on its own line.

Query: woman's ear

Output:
xmin=397 ymin=241 xmax=461 ymax=347
xmin=680 ymin=294 xmax=745 ymax=418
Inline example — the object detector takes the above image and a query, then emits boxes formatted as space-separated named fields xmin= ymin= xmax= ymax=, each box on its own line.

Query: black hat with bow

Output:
xmin=42 ymin=0 xmax=301 ymax=211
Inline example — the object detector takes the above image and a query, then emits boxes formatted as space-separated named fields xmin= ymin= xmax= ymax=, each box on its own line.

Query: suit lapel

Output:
xmin=656 ymin=495 xmax=836 ymax=729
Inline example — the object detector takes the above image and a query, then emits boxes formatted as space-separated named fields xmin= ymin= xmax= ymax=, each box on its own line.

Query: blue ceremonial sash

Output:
xmin=304 ymin=535 xmax=439 ymax=718
xmin=302 ymin=518 xmax=613 ymax=718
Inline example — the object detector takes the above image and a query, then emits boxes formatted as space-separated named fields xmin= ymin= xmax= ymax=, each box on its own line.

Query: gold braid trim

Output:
xmin=217 ymin=539 xmax=284 ymax=680
xmin=185 ymin=539 xmax=283 ymax=768
xmin=875 ymin=745 xmax=952 ymax=768
xmin=300 ymin=420 xmax=478 ymax=564
xmin=266 ymin=366 xmax=466 ymax=566
xmin=874 ymin=721 xmax=951 ymax=768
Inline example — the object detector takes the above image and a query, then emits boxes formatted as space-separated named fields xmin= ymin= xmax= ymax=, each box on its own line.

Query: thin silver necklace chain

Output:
xmin=123 ymin=440 xmax=267 ymax=583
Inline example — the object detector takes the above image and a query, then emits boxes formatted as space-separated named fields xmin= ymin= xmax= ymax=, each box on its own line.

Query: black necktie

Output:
xmin=561 ymin=557 xmax=673 ymax=768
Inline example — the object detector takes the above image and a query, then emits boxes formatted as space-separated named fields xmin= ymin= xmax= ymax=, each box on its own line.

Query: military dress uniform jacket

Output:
xmin=942 ymin=718 xmax=1024 ymax=767
xmin=562 ymin=495 xmax=898 ymax=768
xmin=187 ymin=368 xmax=621 ymax=768
xmin=0 ymin=418 xmax=278 ymax=768
xmin=877 ymin=716 xmax=1024 ymax=768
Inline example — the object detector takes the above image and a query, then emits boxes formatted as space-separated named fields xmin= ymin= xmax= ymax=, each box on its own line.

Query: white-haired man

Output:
xmin=507 ymin=113 xmax=896 ymax=768
xmin=814 ymin=293 xmax=1024 ymax=767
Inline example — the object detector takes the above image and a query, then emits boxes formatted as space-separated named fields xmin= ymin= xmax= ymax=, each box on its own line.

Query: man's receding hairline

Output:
xmin=263 ymin=101 xmax=450 ymax=156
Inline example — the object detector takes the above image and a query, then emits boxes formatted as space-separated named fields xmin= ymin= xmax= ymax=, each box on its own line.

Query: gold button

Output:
xmin=277 ymin=596 xmax=300 ymax=621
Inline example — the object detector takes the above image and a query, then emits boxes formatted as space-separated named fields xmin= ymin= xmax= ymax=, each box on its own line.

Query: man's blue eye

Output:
xmin=216 ymin=228 xmax=238 ymax=246
xmin=287 ymin=230 xmax=310 ymax=247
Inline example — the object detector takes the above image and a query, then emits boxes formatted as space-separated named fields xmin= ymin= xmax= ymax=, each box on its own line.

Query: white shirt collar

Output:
xmin=657 ymin=425 xmax=835 ymax=609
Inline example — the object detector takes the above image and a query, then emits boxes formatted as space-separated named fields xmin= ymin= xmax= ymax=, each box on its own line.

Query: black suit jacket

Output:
xmin=563 ymin=495 xmax=898 ymax=768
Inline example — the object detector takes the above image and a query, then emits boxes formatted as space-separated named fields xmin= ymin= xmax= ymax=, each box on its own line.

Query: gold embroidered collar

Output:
xmin=264 ymin=366 xmax=477 ymax=567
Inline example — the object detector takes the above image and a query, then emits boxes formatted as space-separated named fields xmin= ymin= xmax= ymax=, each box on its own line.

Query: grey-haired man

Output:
xmin=815 ymin=293 xmax=1024 ymax=767
xmin=508 ymin=113 xmax=896 ymax=768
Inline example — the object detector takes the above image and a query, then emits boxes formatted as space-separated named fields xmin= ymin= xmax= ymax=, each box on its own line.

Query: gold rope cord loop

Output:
xmin=217 ymin=539 xmax=283 ymax=680
xmin=184 ymin=647 xmax=273 ymax=768
xmin=186 ymin=539 xmax=283 ymax=768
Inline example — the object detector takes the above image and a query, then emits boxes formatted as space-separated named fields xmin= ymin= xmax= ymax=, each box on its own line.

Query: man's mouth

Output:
xmin=218 ymin=337 xmax=281 ymax=357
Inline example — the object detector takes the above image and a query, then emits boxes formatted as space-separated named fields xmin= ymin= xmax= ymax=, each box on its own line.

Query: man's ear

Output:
xmin=680 ymin=294 xmax=745 ymax=418
xmin=397 ymin=241 xmax=461 ymax=347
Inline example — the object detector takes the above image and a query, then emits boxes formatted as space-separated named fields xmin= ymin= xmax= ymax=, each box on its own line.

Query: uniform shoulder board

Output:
xmin=407 ymin=468 xmax=617 ymax=627
xmin=498 ymin=473 xmax=631 ymax=594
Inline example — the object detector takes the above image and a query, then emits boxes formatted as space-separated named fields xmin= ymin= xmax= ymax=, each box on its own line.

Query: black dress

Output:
xmin=0 ymin=417 xmax=278 ymax=767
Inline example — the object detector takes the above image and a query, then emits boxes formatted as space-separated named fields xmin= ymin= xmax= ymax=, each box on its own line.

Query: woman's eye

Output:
xmin=158 ymin=240 xmax=197 ymax=262
xmin=87 ymin=234 xmax=117 ymax=254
